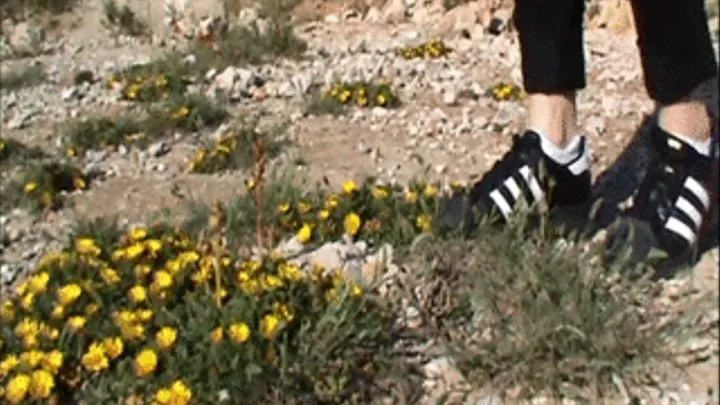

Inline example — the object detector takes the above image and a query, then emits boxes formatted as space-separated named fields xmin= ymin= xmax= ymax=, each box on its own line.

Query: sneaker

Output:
xmin=604 ymin=124 xmax=718 ymax=277
xmin=438 ymin=130 xmax=593 ymax=233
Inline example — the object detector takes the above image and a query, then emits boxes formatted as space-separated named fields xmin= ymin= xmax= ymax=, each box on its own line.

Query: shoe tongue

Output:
xmin=653 ymin=127 xmax=695 ymax=161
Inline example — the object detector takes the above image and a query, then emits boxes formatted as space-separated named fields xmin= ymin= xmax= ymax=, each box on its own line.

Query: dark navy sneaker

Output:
xmin=438 ymin=130 xmax=593 ymax=234
xmin=604 ymin=125 xmax=719 ymax=278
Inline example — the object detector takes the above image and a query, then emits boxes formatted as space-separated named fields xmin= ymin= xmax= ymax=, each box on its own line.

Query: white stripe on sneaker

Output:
xmin=665 ymin=217 xmax=697 ymax=245
xmin=488 ymin=166 xmax=546 ymax=220
xmin=503 ymin=177 xmax=523 ymax=201
xmin=518 ymin=165 xmax=545 ymax=203
xmin=489 ymin=189 xmax=513 ymax=219
xmin=663 ymin=175 xmax=710 ymax=246
xmin=675 ymin=197 xmax=703 ymax=229
xmin=683 ymin=176 xmax=710 ymax=210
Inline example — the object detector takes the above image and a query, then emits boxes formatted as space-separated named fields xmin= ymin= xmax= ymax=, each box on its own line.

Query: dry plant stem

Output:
xmin=253 ymin=138 xmax=268 ymax=250
xmin=209 ymin=200 xmax=227 ymax=308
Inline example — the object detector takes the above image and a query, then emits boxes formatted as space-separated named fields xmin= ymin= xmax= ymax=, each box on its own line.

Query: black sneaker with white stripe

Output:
xmin=605 ymin=125 xmax=718 ymax=277
xmin=438 ymin=130 xmax=592 ymax=233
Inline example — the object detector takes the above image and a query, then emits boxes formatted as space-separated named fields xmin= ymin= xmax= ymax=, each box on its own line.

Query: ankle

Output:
xmin=526 ymin=92 xmax=579 ymax=147
xmin=658 ymin=102 xmax=712 ymax=143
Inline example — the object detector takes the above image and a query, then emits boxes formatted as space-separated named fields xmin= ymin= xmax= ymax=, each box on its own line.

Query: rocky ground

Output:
xmin=1 ymin=0 xmax=718 ymax=403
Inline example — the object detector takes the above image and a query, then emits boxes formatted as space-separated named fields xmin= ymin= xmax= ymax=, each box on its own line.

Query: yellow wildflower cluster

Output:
xmin=488 ymin=81 xmax=525 ymax=101
xmin=188 ymin=132 xmax=242 ymax=174
xmin=396 ymin=39 xmax=453 ymax=60
xmin=275 ymin=178 xmax=441 ymax=245
xmin=107 ymin=69 xmax=186 ymax=103
xmin=323 ymin=81 xmax=400 ymax=108
xmin=19 ymin=162 xmax=89 ymax=212
xmin=0 ymin=220 xmax=373 ymax=403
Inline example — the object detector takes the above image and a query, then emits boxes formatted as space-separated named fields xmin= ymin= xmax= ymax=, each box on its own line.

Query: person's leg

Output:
xmin=438 ymin=0 xmax=592 ymax=232
xmin=515 ymin=0 xmax=585 ymax=148
xmin=611 ymin=0 xmax=718 ymax=269
xmin=631 ymin=0 xmax=718 ymax=145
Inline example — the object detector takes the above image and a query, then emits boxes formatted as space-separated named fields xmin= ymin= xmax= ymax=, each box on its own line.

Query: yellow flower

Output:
xmin=278 ymin=263 xmax=303 ymax=281
xmin=29 ymin=369 xmax=54 ymax=399
xmin=155 ymin=388 xmax=172 ymax=404
xmin=20 ymin=351 xmax=44 ymax=368
xmin=297 ymin=200 xmax=312 ymax=214
xmin=210 ymin=327 xmax=223 ymax=343
xmin=20 ymin=293 xmax=34 ymax=310
xmin=405 ymin=190 xmax=418 ymax=203
xmin=276 ymin=202 xmax=290 ymax=214
xmin=341 ymin=179 xmax=357 ymax=194
xmin=156 ymin=327 xmax=177 ymax=350
xmin=73 ymin=176 xmax=87 ymax=190
xmin=42 ymin=351 xmax=63 ymax=374
xmin=325 ymin=193 xmax=341 ymax=209
xmin=5 ymin=373 xmax=30 ymax=404
xmin=134 ymin=263 xmax=152 ymax=278
xmin=67 ymin=316 xmax=87 ymax=331
xmin=14 ymin=318 xmax=39 ymax=336
xmin=57 ymin=283 xmax=82 ymax=306
xmin=129 ymin=285 xmax=147 ymax=303
xmin=416 ymin=214 xmax=433 ymax=233
xmin=0 ymin=355 xmax=19 ymax=377
xmin=51 ymin=305 xmax=64 ymax=320
xmin=153 ymin=270 xmax=173 ymax=290
xmin=273 ymin=302 xmax=295 ymax=322
xmin=296 ymin=223 xmax=312 ymax=243
xmin=146 ymin=239 xmax=163 ymax=254
xmin=24 ymin=181 xmax=38 ymax=194
xmin=171 ymin=106 xmax=191 ymax=119
xmin=229 ymin=323 xmax=251 ymax=343
xmin=126 ymin=242 xmax=145 ymax=259
xmin=351 ymin=282 xmax=363 ymax=297
xmin=170 ymin=380 xmax=192 ymax=405
xmin=372 ymin=185 xmax=390 ymax=199
xmin=14 ymin=280 xmax=28 ymax=296
xmin=423 ymin=183 xmax=438 ymax=197
xmin=28 ymin=272 xmax=50 ymax=293
xmin=137 ymin=309 xmax=154 ymax=321
xmin=23 ymin=334 xmax=38 ymax=349
xmin=260 ymin=314 xmax=281 ymax=339
xmin=0 ymin=300 xmax=15 ymax=320
xmin=103 ymin=337 xmax=124 ymax=359
xmin=41 ymin=325 xmax=59 ymax=340
xmin=344 ymin=212 xmax=362 ymax=236
xmin=82 ymin=342 xmax=109 ymax=372
xmin=75 ymin=238 xmax=101 ymax=256
xmin=263 ymin=274 xmax=284 ymax=290
xmin=318 ymin=209 xmax=330 ymax=220
xmin=135 ymin=348 xmax=158 ymax=376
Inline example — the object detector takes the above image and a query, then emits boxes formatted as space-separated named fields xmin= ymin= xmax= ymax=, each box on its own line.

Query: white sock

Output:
xmin=659 ymin=126 xmax=712 ymax=157
xmin=529 ymin=127 xmax=584 ymax=165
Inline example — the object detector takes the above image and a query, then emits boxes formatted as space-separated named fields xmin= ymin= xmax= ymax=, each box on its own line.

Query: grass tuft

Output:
xmin=2 ymin=161 xmax=89 ymax=214
xmin=101 ymin=0 xmax=148 ymax=37
xmin=189 ymin=121 xmax=288 ymax=174
xmin=407 ymin=219 xmax=711 ymax=401
xmin=0 ymin=64 xmax=46 ymax=90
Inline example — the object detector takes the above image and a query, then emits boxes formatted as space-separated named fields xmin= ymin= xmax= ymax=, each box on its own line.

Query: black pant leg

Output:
xmin=513 ymin=0 xmax=586 ymax=94
xmin=630 ymin=0 xmax=718 ymax=104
